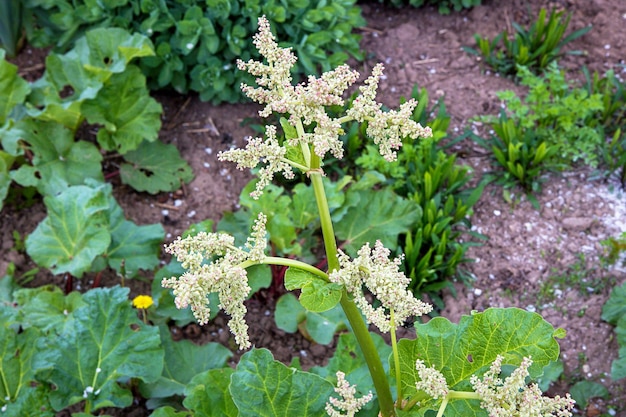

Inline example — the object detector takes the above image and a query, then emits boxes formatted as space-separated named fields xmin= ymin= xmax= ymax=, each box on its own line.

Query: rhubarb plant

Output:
xmin=159 ymin=17 xmax=575 ymax=417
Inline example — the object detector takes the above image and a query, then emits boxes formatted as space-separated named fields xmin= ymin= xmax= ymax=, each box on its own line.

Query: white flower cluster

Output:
xmin=415 ymin=360 xmax=449 ymax=400
xmin=325 ymin=371 xmax=373 ymax=417
xmin=162 ymin=213 xmax=268 ymax=350
xmin=329 ymin=240 xmax=432 ymax=332
xmin=225 ymin=16 xmax=432 ymax=199
xmin=218 ymin=125 xmax=295 ymax=199
xmin=470 ymin=355 xmax=575 ymax=417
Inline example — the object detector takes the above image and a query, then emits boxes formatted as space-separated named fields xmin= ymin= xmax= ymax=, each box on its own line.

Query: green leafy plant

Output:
xmin=478 ymin=63 xmax=604 ymax=173
xmin=157 ymin=18 xmax=575 ymax=417
xmin=472 ymin=113 xmax=557 ymax=202
xmin=380 ymin=0 xmax=481 ymax=14
xmin=464 ymin=7 xmax=591 ymax=76
xmin=23 ymin=0 xmax=365 ymax=103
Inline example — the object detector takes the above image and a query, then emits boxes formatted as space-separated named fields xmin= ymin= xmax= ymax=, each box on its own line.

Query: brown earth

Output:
xmin=3 ymin=0 xmax=626 ymax=416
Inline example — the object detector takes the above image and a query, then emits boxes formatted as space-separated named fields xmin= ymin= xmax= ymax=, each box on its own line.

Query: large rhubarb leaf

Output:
xmin=10 ymin=118 xmax=103 ymax=196
xmin=119 ymin=139 xmax=193 ymax=193
xmin=25 ymin=183 xmax=110 ymax=277
xmin=82 ymin=66 xmax=162 ymax=153
xmin=183 ymin=368 xmax=237 ymax=417
xmin=231 ymin=348 xmax=334 ymax=417
xmin=335 ymin=188 xmax=420 ymax=256
xmin=33 ymin=286 xmax=163 ymax=411
xmin=139 ymin=326 xmax=232 ymax=399
xmin=396 ymin=308 xmax=563 ymax=416
xmin=0 ymin=305 xmax=53 ymax=416
xmin=0 ymin=49 xmax=30 ymax=125
xmin=101 ymin=193 xmax=164 ymax=277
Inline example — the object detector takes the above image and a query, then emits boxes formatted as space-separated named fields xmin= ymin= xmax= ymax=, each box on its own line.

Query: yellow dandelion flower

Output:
xmin=132 ymin=295 xmax=154 ymax=309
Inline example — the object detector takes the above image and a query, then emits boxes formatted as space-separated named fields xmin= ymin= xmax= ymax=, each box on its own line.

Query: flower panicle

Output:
xmin=415 ymin=360 xmax=449 ymax=400
xmin=470 ymin=355 xmax=575 ymax=417
xmin=329 ymin=240 xmax=433 ymax=333
xmin=161 ymin=213 xmax=269 ymax=350
xmin=228 ymin=16 xmax=433 ymax=199
xmin=325 ymin=371 xmax=373 ymax=417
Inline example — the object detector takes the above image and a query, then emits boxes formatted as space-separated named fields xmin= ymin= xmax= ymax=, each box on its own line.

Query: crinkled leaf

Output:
xmin=81 ymin=27 xmax=155 ymax=80
xmin=311 ymin=331 xmax=391 ymax=416
xmin=119 ymin=139 xmax=193 ymax=193
xmin=103 ymin=194 xmax=164 ymax=277
xmin=0 ymin=306 xmax=52 ymax=416
xmin=9 ymin=119 xmax=103 ymax=196
xmin=1 ymin=383 xmax=54 ymax=417
xmin=0 ymin=50 xmax=30 ymax=125
xmin=570 ymin=381 xmax=609 ymax=409
xmin=25 ymin=183 xmax=111 ymax=277
xmin=335 ymin=188 xmax=419 ymax=256
xmin=83 ymin=66 xmax=163 ymax=153
xmin=139 ymin=325 xmax=232 ymax=399
xmin=183 ymin=368 xmax=237 ymax=417
xmin=230 ymin=348 xmax=334 ymax=417
xmin=16 ymin=286 xmax=85 ymax=333
xmin=397 ymin=308 xmax=563 ymax=416
xmin=33 ymin=286 xmax=163 ymax=411
xmin=284 ymin=267 xmax=341 ymax=313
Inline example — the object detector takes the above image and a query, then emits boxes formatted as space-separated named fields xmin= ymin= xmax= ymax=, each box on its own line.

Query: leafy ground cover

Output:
xmin=2 ymin=0 xmax=626 ymax=416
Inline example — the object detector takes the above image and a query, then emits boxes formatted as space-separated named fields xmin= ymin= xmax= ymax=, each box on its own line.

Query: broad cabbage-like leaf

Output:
xmin=119 ymin=140 xmax=193 ymax=193
xmin=33 ymin=286 xmax=163 ymax=411
xmin=139 ymin=325 xmax=232 ymax=399
xmin=0 ymin=50 xmax=30 ymax=125
xmin=9 ymin=119 xmax=103 ymax=196
xmin=397 ymin=308 xmax=563 ymax=416
xmin=82 ymin=66 xmax=163 ymax=153
xmin=25 ymin=183 xmax=111 ymax=277
xmin=182 ymin=368 xmax=237 ymax=417
xmin=335 ymin=188 xmax=420 ymax=256
xmin=230 ymin=348 xmax=334 ymax=417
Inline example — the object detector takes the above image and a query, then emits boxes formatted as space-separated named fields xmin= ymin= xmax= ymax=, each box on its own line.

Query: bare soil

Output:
xmin=3 ymin=0 xmax=626 ymax=416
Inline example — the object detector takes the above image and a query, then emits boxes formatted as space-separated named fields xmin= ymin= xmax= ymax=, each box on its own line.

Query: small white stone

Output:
xmin=203 ymin=162 xmax=210 ymax=168
xmin=161 ymin=209 xmax=169 ymax=216
xmin=493 ymin=210 xmax=501 ymax=216
xmin=605 ymin=44 xmax=611 ymax=50
xmin=174 ymin=199 xmax=183 ymax=207
xmin=187 ymin=210 xmax=196 ymax=218
xmin=204 ymin=147 xmax=213 ymax=155
xmin=186 ymin=42 xmax=194 ymax=50
xmin=473 ymin=288 xmax=482 ymax=296
xmin=526 ymin=305 xmax=536 ymax=312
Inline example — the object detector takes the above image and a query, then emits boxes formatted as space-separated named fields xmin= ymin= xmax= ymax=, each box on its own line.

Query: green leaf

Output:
xmin=151 ymin=262 xmax=200 ymax=326
xmin=17 ymin=286 xmax=85 ymax=333
xmin=0 ymin=50 xmax=30 ymax=125
xmin=569 ymin=381 xmax=609 ymax=409
xmin=0 ymin=150 xmax=15 ymax=210
xmin=601 ymin=281 xmax=626 ymax=324
xmin=9 ymin=119 xmax=103 ymax=196
xmin=335 ymin=188 xmax=420 ymax=255
xmin=83 ymin=66 xmax=163 ymax=153
xmin=284 ymin=267 xmax=341 ymax=313
xmin=230 ymin=348 xmax=334 ymax=417
xmin=0 ymin=305 xmax=51 ymax=415
xmin=81 ymin=27 xmax=155 ymax=81
xmin=150 ymin=406 xmax=191 ymax=417
xmin=397 ymin=308 xmax=563 ymax=415
xmin=25 ymin=183 xmax=111 ymax=277
xmin=139 ymin=325 xmax=232 ymax=399
xmin=33 ymin=286 xmax=163 ymax=411
xmin=119 ymin=139 xmax=193 ymax=193
xmin=274 ymin=293 xmax=306 ymax=333
xmin=183 ymin=368 xmax=237 ymax=417
xmin=103 ymin=194 xmax=164 ymax=277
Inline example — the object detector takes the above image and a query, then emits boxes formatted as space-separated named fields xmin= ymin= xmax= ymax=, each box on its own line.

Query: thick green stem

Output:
xmin=390 ymin=309 xmax=402 ymax=408
xmin=241 ymin=256 xmax=329 ymax=281
xmin=309 ymin=154 xmax=396 ymax=417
